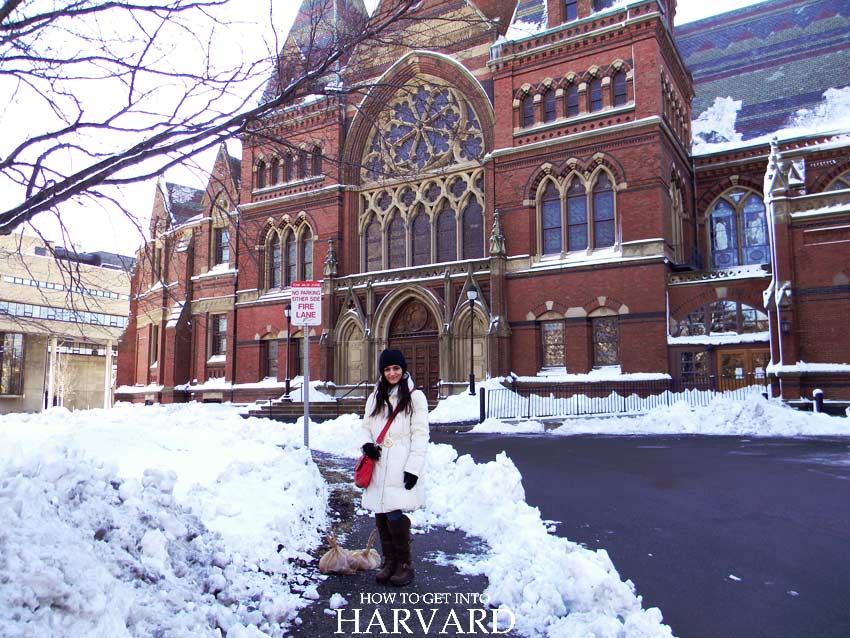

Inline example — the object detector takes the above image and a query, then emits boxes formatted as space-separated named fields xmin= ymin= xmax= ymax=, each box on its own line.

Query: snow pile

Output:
xmin=0 ymin=404 xmax=329 ymax=637
xmin=788 ymin=86 xmax=850 ymax=132
xmin=692 ymin=96 xmax=743 ymax=150
xmin=548 ymin=394 xmax=848 ymax=437
xmin=429 ymin=377 xmax=506 ymax=424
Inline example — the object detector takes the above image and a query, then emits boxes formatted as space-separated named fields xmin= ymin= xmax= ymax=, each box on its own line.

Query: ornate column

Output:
xmin=320 ymin=239 xmax=338 ymax=381
xmin=488 ymin=210 xmax=511 ymax=377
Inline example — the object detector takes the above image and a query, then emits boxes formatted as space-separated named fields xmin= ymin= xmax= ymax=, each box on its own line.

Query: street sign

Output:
xmin=291 ymin=280 xmax=322 ymax=326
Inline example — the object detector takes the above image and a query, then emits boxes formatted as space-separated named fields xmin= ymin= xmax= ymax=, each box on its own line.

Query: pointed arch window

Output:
xmin=284 ymin=154 xmax=294 ymax=182
xmin=256 ymin=160 xmax=267 ymax=189
xmin=284 ymin=233 xmax=297 ymax=285
xmin=566 ymin=179 xmax=588 ymax=251
xmin=670 ymin=180 xmax=685 ymax=264
xmin=365 ymin=217 xmax=382 ymax=271
xmin=589 ymin=78 xmax=603 ymax=112
xmin=462 ymin=198 xmax=484 ymax=259
xmin=311 ymin=146 xmax=323 ymax=176
xmin=543 ymin=89 xmax=556 ymax=123
xmin=436 ymin=201 xmax=457 ymax=263
xmin=298 ymin=149 xmax=309 ymax=179
xmin=268 ymin=233 xmax=281 ymax=289
xmin=270 ymin=157 xmax=280 ymax=184
xmin=300 ymin=228 xmax=313 ymax=280
xmin=613 ymin=71 xmax=628 ymax=106
xmin=411 ymin=206 xmax=431 ymax=266
xmin=709 ymin=189 xmax=768 ymax=269
xmin=826 ymin=170 xmax=850 ymax=191
xmin=521 ymin=93 xmax=535 ymax=127
xmin=565 ymin=84 xmax=579 ymax=117
xmin=541 ymin=182 xmax=562 ymax=255
xmin=387 ymin=212 xmax=406 ymax=269
xmin=592 ymin=173 xmax=616 ymax=248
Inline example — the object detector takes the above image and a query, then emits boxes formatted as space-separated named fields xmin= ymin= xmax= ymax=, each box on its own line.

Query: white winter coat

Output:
xmin=358 ymin=377 xmax=429 ymax=514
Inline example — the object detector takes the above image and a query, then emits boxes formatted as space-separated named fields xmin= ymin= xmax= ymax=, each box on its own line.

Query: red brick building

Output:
xmin=116 ymin=0 xmax=850 ymax=404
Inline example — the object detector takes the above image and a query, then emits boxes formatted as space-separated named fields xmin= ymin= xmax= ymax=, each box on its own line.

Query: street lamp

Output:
xmin=284 ymin=304 xmax=292 ymax=401
xmin=466 ymin=289 xmax=477 ymax=395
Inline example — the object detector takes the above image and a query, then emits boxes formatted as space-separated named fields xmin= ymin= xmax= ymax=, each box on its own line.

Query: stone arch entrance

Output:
xmin=387 ymin=298 xmax=440 ymax=398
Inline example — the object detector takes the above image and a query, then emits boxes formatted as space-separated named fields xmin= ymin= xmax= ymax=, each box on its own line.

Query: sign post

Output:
xmin=291 ymin=281 xmax=322 ymax=448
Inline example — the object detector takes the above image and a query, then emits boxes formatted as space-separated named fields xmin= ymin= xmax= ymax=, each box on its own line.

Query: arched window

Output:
xmin=365 ymin=217 xmax=382 ymax=271
xmin=541 ymin=182 xmax=562 ymax=255
xmin=543 ymin=89 xmax=556 ymax=123
xmin=589 ymin=78 xmax=603 ymax=112
xmin=521 ymin=93 xmax=535 ymax=127
xmin=613 ymin=71 xmax=628 ymax=107
xmin=300 ymin=228 xmax=313 ymax=280
xmin=592 ymin=173 xmax=615 ymax=248
xmin=673 ymin=300 xmax=768 ymax=337
xmin=387 ymin=212 xmax=406 ymax=269
xmin=284 ymin=154 xmax=293 ymax=182
xmin=670 ymin=180 xmax=685 ymax=264
xmin=298 ymin=149 xmax=309 ymax=179
xmin=268 ymin=233 xmax=281 ymax=289
xmin=565 ymin=84 xmax=579 ymax=117
xmin=256 ymin=160 xmax=267 ymax=189
xmin=709 ymin=189 xmax=768 ymax=269
xmin=270 ymin=157 xmax=280 ymax=185
xmin=826 ymin=170 xmax=850 ymax=191
xmin=436 ymin=201 xmax=457 ymax=263
xmin=411 ymin=206 xmax=431 ymax=266
xmin=566 ymin=179 xmax=588 ymax=251
xmin=462 ymin=198 xmax=484 ymax=259
xmin=311 ymin=146 xmax=323 ymax=176
xmin=565 ymin=0 xmax=577 ymax=21
xmin=592 ymin=315 xmax=619 ymax=366
xmin=284 ymin=233 xmax=296 ymax=285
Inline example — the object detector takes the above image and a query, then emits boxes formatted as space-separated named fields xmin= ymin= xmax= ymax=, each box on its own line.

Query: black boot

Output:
xmin=374 ymin=514 xmax=396 ymax=585
xmin=388 ymin=514 xmax=414 ymax=587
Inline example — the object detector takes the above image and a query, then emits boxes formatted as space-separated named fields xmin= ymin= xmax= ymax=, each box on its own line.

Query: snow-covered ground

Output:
xmin=2 ymin=396 xmax=846 ymax=637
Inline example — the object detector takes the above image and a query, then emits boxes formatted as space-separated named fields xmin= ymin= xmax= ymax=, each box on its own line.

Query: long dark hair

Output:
xmin=370 ymin=372 xmax=413 ymax=417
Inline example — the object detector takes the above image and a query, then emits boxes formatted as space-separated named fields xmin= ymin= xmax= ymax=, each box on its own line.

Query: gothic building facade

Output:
xmin=116 ymin=0 xmax=850 ymax=404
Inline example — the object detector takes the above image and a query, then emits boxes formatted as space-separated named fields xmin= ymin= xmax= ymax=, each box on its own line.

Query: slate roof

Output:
xmin=676 ymin=0 xmax=850 ymax=138
xmin=165 ymin=183 xmax=204 ymax=225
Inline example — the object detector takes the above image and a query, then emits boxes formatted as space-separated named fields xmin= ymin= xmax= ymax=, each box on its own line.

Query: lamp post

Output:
xmin=284 ymin=304 xmax=292 ymax=401
xmin=467 ymin=289 xmax=477 ymax=395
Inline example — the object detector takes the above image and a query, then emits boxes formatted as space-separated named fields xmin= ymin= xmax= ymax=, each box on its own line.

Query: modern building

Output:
xmin=116 ymin=0 xmax=850 ymax=405
xmin=0 ymin=233 xmax=132 ymax=412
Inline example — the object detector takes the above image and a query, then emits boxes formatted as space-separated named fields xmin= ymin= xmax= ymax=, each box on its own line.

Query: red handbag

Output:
xmin=355 ymin=404 xmax=402 ymax=488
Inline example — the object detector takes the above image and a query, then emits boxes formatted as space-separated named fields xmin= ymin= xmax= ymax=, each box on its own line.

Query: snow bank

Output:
xmin=0 ymin=404 xmax=329 ymax=637
xmin=548 ymin=394 xmax=848 ymax=437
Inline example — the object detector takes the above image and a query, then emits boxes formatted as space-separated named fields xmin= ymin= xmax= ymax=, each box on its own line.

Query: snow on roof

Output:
xmin=767 ymin=361 xmax=850 ymax=375
xmin=668 ymin=331 xmax=770 ymax=346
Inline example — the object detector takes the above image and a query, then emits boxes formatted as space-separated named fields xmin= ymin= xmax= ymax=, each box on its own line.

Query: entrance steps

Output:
xmin=244 ymin=397 xmax=440 ymax=423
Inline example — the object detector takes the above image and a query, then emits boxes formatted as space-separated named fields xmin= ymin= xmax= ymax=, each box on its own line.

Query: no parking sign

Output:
xmin=291 ymin=281 xmax=322 ymax=326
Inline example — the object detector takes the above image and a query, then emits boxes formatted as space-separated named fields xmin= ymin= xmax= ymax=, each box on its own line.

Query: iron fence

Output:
xmin=483 ymin=375 xmax=768 ymax=420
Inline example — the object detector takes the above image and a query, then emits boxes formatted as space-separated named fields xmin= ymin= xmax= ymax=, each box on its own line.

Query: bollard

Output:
xmin=479 ymin=387 xmax=486 ymax=424
xmin=813 ymin=388 xmax=824 ymax=413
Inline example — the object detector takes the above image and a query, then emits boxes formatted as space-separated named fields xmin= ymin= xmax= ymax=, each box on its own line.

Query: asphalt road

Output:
xmin=432 ymin=432 xmax=850 ymax=638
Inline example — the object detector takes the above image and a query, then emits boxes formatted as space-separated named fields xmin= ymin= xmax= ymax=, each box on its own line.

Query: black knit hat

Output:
xmin=378 ymin=348 xmax=407 ymax=374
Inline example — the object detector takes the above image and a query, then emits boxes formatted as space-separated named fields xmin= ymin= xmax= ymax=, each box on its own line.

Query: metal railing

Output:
xmin=484 ymin=375 xmax=768 ymax=420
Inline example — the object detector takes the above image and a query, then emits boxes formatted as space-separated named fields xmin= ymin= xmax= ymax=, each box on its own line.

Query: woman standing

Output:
xmin=359 ymin=348 xmax=429 ymax=587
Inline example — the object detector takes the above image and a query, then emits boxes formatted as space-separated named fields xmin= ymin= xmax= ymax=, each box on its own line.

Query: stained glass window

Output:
xmin=592 ymin=173 xmax=615 ymax=248
xmin=311 ymin=146 xmax=322 ymax=176
xmin=301 ymin=228 xmax=313 ymax=280
xmin=268 ymin=233 xmax=281 ymax=288
xmin=566 ymin=85 xmax=579 ymax=117
xmin=541 ymin=182 xmax=562 ymax=255
xmin=567 ymin=180 xmax=588 ymax=251
xmin=541 ymin=321 xmax=565 ymax=368
xmin=388 ymin=213 xmax=406 ymax=269
xmin=590 ymin=78 xmax=603 ymax=112
xmin=298 ymin=150 xmax=309 ymax=179
xmin=256 ymin=161 xmax=266 ymax=189
xmin=365 ymin=217 xmax=382 ymax=271
xmin=565 ymin=0 xmax=577 ymax=20
xmin=362 ymin=80 xmax=485 ymax=181
xmin=270 ymin=158 xmax=280 ymax=184
xmin=285 ymin=234 xmax=297 ymax=285
xmin=284 ymin=154 xmax=293 ymax=182
xmin=522 ymin=93 xmax=534 ymax=127
xmin=411 ymin=207 xmax=431 ymax=266
xmin=436 ymin=202 xmax=457 ymax=263
xmin=543 ymin=89 xmax=556 ymax=123
xmin=462 ymin=198 xmax=484 ymax=259
xmin=613 ymin=71 xmax=627 ymax=106
xmin=709 ymin=189 xmax=768 ymax=269
xmin=592 ymin=316 xmax=619 ymax=366
xmin=826 ymin=171 xmax=850 ymax=191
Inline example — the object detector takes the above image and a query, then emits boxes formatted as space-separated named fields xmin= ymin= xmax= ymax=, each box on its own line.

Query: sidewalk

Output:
xmin=288 ymin=452 xmax=519 ymax=637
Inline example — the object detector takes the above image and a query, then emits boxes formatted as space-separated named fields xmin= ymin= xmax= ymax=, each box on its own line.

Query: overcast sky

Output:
xmin=24 ymin=0 xmax=769 ymax=257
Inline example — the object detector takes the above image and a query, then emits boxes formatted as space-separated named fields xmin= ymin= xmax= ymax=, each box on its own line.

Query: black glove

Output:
xmin=362 ymin=443 xmax=381 ymax=460
xmin=403 ymin=472 xmax=418 ymax=490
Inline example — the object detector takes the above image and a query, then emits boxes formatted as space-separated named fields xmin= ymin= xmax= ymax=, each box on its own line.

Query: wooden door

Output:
xmin=717 ymin=349 xmax=770 ymax=391
xmin=388 ymin=299 xmax=439 ymax=399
